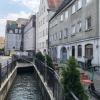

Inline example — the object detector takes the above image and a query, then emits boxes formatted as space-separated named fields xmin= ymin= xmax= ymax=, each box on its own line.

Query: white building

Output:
xmin=36 ymin=0 xmax=63 ymax=53
xmin=5 ymin=19 xmax=28 ymax=55
xmin=24 ymin=15 xmax=36 ymax=56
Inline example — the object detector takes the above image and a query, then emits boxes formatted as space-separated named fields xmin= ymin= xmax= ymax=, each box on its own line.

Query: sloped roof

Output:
xmin=48 ymin=0 xmax=63 ymax=10
xmin=50 ymin=0 xmax=73 ymax=21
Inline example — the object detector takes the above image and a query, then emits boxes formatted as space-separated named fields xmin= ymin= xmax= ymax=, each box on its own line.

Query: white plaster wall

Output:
xmin=5 ymin=34 xmax=21 ymax=52
xmin=57 ymin=39 xmax=100 ymax=66
xmin=24 ymin=28 xmax=35 ymax=51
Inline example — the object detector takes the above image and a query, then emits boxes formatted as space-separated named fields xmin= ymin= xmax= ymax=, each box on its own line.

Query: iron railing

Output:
xmin=19 ymin=56 xmax=79 ymax=100
xmin=0 ymin=56 xmax=17 ymax=88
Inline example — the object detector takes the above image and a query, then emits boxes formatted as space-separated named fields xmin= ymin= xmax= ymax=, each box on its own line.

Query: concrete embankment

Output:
xmin=0 ymin=67 xmax=17 ymax=100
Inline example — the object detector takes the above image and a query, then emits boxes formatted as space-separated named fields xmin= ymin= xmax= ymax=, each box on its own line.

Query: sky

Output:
xmin=0 ymin=0 xmax=40 ymax=37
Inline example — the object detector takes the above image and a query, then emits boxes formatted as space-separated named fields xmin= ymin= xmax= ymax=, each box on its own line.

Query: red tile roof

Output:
xmin=48 ymin=0 xmax=63 ymax=10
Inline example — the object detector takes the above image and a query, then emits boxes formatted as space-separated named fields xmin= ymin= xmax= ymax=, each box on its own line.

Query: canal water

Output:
xmin=6 ymin=72 xmax=42 ymax=100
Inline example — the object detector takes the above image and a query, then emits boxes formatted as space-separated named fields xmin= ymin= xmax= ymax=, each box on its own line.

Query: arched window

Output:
xmin=78 ymin=45 xmax=82 ymax=57
xmin=85 ymin=44 xmax=93 ymax=58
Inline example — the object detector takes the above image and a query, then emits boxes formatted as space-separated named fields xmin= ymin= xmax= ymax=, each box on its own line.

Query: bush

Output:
xmin=61 ymin=57 xmax=88 ymax=100
xmin=35 ymin=52 xmax=45 ymax=62
xmin=45 ymin=54 xmax=53 ymax=69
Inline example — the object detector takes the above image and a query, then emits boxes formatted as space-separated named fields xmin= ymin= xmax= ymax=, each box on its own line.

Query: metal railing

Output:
xmin=19 ymin=56 xmax=79 ymax=100
xmin=0 ymin=56 xmax=17 ymax=88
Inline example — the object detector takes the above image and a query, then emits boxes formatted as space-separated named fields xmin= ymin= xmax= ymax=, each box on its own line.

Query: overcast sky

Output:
xmin=0 ymin=0 xmax=40 ymax=37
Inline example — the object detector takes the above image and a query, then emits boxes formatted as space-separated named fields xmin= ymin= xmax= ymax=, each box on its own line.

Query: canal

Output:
xmin=6 ymin=68 xmax=42 ymax=100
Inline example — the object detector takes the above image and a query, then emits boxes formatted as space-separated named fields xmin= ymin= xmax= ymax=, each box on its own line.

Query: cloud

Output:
xmin=11 ymin=0 xmax=40 ymax=11
xmin=0 ymin=11 xmax=31 ymax=37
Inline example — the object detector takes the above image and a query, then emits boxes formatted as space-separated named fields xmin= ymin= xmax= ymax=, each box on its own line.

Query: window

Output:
xmin=55 ymin=33 xmax=57 ymax=40
xmin=72 ymin=4 xmax=76 ymax=14
xmin=86 ymin=17 xmax=92 ymax=30
xmin=85 ymin=44 xmax=93 ymax=58
xmin=72 ymin=25 xmax=76 ymax=34
xmin=54 ymin=34 xmax=56 ymax=41
xmin=78 ymin=0 xmax=82 ymax=10
xmin=78 ymin=45 xmax=82 ymax=57
xmin=43 ymin=30 xmax=45 ymax=36
xmin=19 ymin=29 xmax=21 ymax=34
xmin=86 ymin=0 xmax=91 ymax=5
xmin=15 ymin=29 xmax=18 ymax=33
xmin=59 ymin=31 xmax=62 ymax=39
xmin=72 ymin=46 xmax=75 ymax=57
xmin=78 ymin=21 xmax=82 ymax=32
xmin=64 ymin=28 xmax=68 ymax=38
xmin=60 ymin=14 xmax=64 ymax=21
xmin=65 ymin=11 xmax=68 ymax=19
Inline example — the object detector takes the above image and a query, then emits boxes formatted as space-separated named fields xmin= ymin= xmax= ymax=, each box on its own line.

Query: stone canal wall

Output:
xmin=0 ymin=67 xmax=17 ymax=100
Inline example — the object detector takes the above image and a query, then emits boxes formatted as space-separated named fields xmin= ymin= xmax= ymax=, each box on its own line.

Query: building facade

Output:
xmin=0 ymin=37 xmax=5 ymax=49
xmin=36 ymin=0 xmax=63 ymax=53
xmin=24 ymin=15 xmax=36 ymax=56
xmin=5 ymin=19 xmax=28 ymax=55
xmin=49 ymin=0 xmax=100 ymax=66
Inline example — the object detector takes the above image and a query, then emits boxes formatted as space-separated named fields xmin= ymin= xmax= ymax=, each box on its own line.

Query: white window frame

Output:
xmin=86 ymin=17 xmax=92 ymax=30
xmin=78 ymin=21 xmax=82 ymax=32
xmin=72 ymin=4 xmax=76 ymax=14
xmin=86 ymin=0 xmax=91 ymax=5
xmin=72 ymin=25 xmax=76 ymax=35
xmin=60 ymin=14 xmax=64 ymax=21
xmin=15 ymin=29 xmax=18 ymax=34
xmin=65 ymin=10 xmax=68 ymax=19
xmin=64 ymin=28 xmax=68 ymax=38
xmin=78 ymin=0 xmax=82 ymax=10
xmin=59 ymin=31 xmax=62 ymax=39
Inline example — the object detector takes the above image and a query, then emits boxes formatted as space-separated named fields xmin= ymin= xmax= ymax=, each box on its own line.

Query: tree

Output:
xmin=35 ymin=52 xmax=45 ymax=62
xmin=45 ymin=54 xmax=54 ymax=69
xmin=61 ymin=57 xmax=88 ymax=100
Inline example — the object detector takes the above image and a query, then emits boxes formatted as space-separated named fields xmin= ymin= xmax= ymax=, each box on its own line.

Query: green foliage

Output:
xmin=61 ymin=57 xmax=88 ymax=100
xmin=35 ymin=52 xmax=45 ymax=62
xmin=45 ymin=54 xmax=54 ymax=69
xmin=0 ymin=48 xmax=4 ymax=51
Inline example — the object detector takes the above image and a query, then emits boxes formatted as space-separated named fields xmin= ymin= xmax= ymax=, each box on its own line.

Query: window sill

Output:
xmin=71 ymin=34 xmax=76 ymax=37
xmin=77 ymin=7 xmax=82 ymax=12
xmin=71 ymin=12 xmax=76 ymax=15
xmin=64 ymin=36 xmax=68 ymax=39
xmin=78 ymin=56 xmax=82 ymax=58
xmin=85 ymin=28 xmax=92 ymax=32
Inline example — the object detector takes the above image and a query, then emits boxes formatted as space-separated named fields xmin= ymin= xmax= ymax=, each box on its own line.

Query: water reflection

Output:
xmin=6 ymin=73 xmax=42 ymax=100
